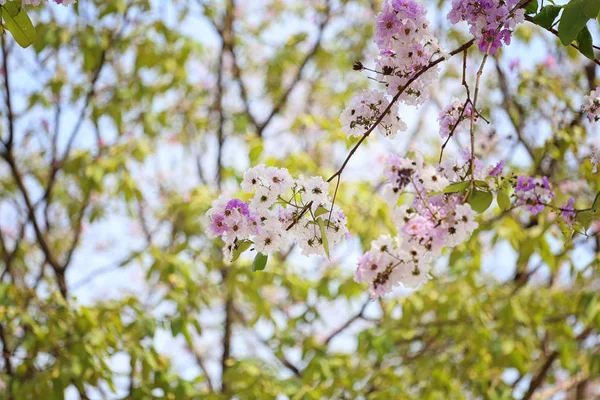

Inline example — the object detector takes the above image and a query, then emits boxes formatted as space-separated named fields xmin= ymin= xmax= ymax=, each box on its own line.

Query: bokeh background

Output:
xmin=1 ymin=0 xmax=600 ymax=398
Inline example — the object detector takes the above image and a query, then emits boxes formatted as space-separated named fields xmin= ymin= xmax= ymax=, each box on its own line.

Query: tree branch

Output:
xmin=323 ymin=300 xmax=370 ymax=346
xmin=256 ymin=0 xmax=332 ymax=137
xmin=327 ymin=39 xmax=475 ymax=183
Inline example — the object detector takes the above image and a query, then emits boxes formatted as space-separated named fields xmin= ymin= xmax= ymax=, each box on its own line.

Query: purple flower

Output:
xmin=391 ymin=0 xmax=426 ymax=19
xmin=209 ymin=213 xmax=228 ymax=236
xmin=225 ymin=198 xmax=251 ymax=217
xmin=488 ymin=160 xmax=505 ymax=177
xmin=374 ymin=3 xmax=400 ymax=48
xmin=448 ymin=0 xmax=523 ymax=54
xmin=514 ymin=176 xmax=554 ymax=216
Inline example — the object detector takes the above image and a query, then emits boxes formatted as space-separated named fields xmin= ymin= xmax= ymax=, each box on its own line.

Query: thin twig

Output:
xmin=256 ymin=0 xmax=332 ymax=137
xmin=323 ymin=300 xmax=370 ymax=346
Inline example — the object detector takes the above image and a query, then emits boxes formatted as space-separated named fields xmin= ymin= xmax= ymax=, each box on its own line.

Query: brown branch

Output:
xmin=2 ymin=151 xmax=65 ymax=297
xmin=220 ymin=279 xmax=234 ymax=393
xmin=493 ymin=57 xmax=536 ymax=163
xmin=323 ymin=300 xmax=370 ymax=346
xmin=285 ymin=201 xmax=313 ymax=231
xmin=0 ymin=323 xmax=14 ymax=399
xmin=522 ymin=327 xmax=593 ymax=400
xmin=256 ymin=0 xmax=332 ymax=137
xmin=38 ymin=8 xmax=132 ymax=218
xmin=1 ymin=35 xmax=14 ymax=151
xmin=0 ymin=219 xmax=26 ymax=282
xmin=62 ymin=192 xmax=92 ymax=269
xmin=0 ymin=324 xmax=12 ymax=375
xmin=327 ymin=39 xmax=475 ymax=183
xmin=191 ymin=347 xmax=215 ymax=392
xmin=439 ymin=98 xmax=470 ymax=163
xmin=531 ymin=373 xmax=587 ymax=400
xmin=214 ymin=0 xmax=234 ymax=188
xmin=229 ymin=41 xmax=259 ymax=131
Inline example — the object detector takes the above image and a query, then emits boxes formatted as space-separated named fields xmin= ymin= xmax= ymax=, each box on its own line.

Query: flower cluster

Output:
xmin=340 ymin=0 xmax=447 ymax=140
xmin=448 ymin=0 xmax=525 ymax=53
xmin=514 ymin=176 xmax=555 ymax=215
xmin=374 ymin=0 xmax=446 ymax=106
xmin=356 ymin=154 xmax=479 ymax=296
xmin=340 ymin=90 xmax=407 ymax=138
xmin=438 ymin=98 xmax=475 ymax=138
xmin=582 ymin=87 xmax=600 ymax=123
xmin=207 ymin=165 xmax=349 ymax=262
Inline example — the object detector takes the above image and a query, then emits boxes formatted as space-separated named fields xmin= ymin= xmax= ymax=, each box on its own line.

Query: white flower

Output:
xmin=254 ymin=228 xmax=285 ymax=254
xmin=241 ymin=164 xmax=267 ymax=192
xmin=396 ymin=259 xmax=431 ymax=289
xmin=340 ymin=90 xmax=407 ymax=138
xmin=453 ymin=203 xmax=478 ymax=241
xmin=418 ymin=165 xmax=449 ymax=192
xmin=264 ymin=167 xmax=293 ymax=196
xmin=222 ymin=238 xmax=236 ymax=262
xmin=251 ymin=186 xmax=277 ymax=210
xmin=300 ymin=176 xmax=329 ymax=205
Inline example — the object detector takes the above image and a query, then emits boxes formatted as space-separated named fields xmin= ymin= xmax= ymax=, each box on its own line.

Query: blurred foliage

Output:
xmin=0 ymin=0 xmax=599 ymax=399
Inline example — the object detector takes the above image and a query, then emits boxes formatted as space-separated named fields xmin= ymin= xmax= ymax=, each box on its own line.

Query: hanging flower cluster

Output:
xmin=374 ymin=0 xmax=446 ymax=106
xmin=447 ymin=0 xmax=525 ymax=53
xmin=356 ymin=154 xmax=479 ymax=296
xmin=340 ymin=0 xmax=446 ymax=139
xmin=207 ymin=165 xmax=349 ymax=263
xmin=340 ymin=90 xmax=407 ymax=138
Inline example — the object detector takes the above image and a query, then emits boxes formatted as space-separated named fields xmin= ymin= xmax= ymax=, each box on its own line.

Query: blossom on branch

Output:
xmin=447 ymin=0 xmax=525 ymax=54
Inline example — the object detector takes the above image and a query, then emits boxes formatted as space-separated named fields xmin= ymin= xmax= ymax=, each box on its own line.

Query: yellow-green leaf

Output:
xmin=2 ymin=3 xmax=36 ymax=48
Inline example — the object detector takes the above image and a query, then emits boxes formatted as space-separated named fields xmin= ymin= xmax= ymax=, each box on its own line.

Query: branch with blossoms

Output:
xmin=208 ymin=0 xmax=600 ymax=298
xmin=207 ymin=166 xmax=349 ymax=270
xmin=328 ymin=38 xmax=475 ymax=184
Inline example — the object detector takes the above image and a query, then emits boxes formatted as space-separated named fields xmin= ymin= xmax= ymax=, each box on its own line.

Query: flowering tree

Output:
xmin=1 ymin=0 xmax=600 ymax=398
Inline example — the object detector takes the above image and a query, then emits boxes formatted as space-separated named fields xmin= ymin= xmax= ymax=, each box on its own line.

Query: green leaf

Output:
xmin=252 ymin=252 xmax=268 ymax=272
xmin=433 ymin=181 xmax=469 ymax=195
xmin=231 ymin=239 xmax=253 ymax=262
xmin=532 ymin=5 xmax=562 ymax=28
xmin=582 ymin=0 xmax=600 ymax=18
xmin=497 ymin=189 xmax=511 ymax=211
xmin=171 ymin=318 xmax=184 ymax=336
xmin=558 ymin=0 xmax=590 ymax=46
xmin=474 ymin=180 xmax=490 ymax=189
xmin=467 ymin=189 xmax=493 ymax=213
xmin=314 ymin=206 xmax=329 ymax=217
xmin=525 ymin=0 xmax=539 ymax=14
xmin=592 ymin=191 xmax=600 ymax=212
xmin=1 ymin=3 xmax=36 ymax=48
xmin=576 ymin=210 xmax=594 ymax=231
xmin=576 ymin=26 xmax=595 ymax=60
xmin=317 ymin=218 xmax=330 ymax=259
